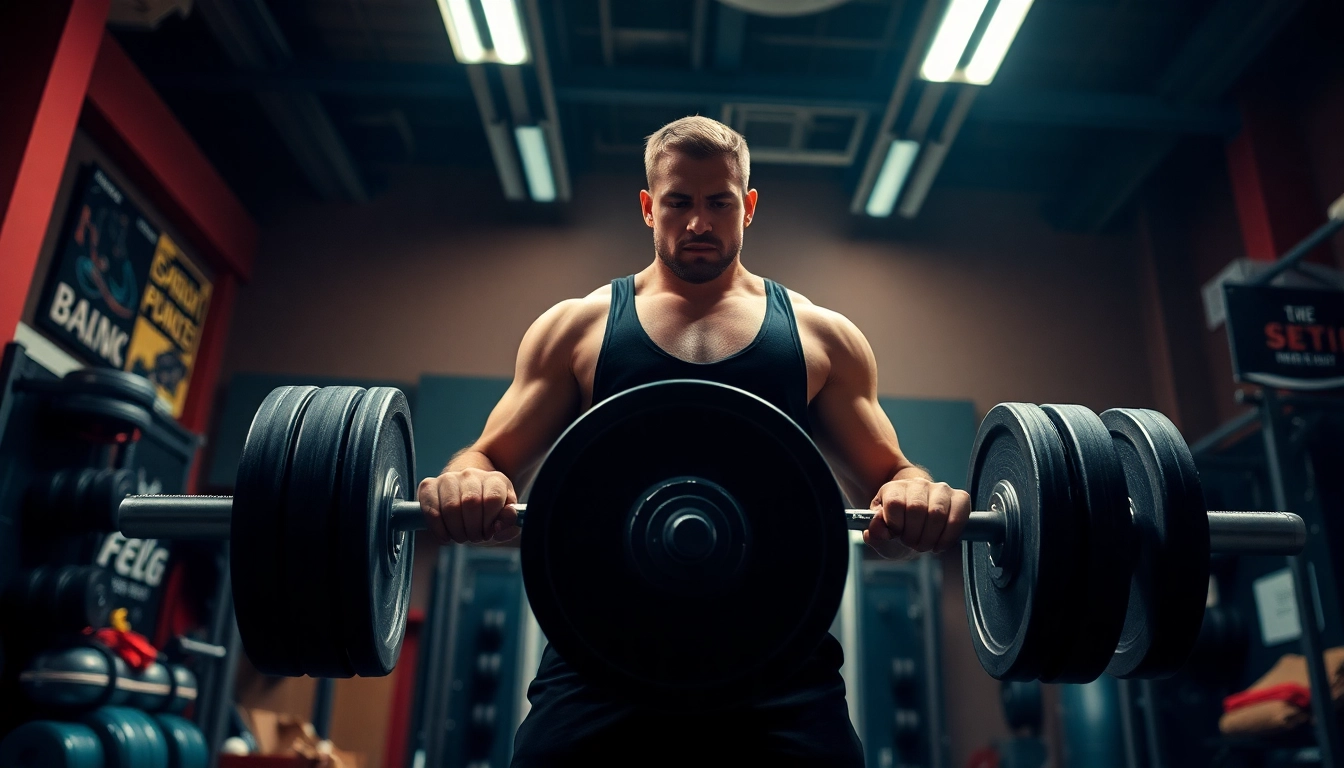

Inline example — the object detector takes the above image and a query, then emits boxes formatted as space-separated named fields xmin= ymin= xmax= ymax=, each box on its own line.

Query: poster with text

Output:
xmin=37 ymin=165 xmax=159 ymax=368
xmin=1225 ymin=283 xmax=1344 ymax=390
xmin=124 ymin=233 xmax=213 ymax=417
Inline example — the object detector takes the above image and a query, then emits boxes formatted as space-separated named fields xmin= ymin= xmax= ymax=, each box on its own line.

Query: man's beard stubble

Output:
xmin=654 ymin=236 xmax=740 ymax=285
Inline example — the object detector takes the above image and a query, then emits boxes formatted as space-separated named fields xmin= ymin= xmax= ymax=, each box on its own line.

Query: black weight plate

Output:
xmin=285 ymin=386 xmax=366 ymax=678
xmin=60 ymin=368 xmax=160 ymax=411
xmin=1102 ymin=408 xmax=1210 ymax=678
xmin=1038 ymin=404 xmax=1133 ymax=683
xmin=232 ymin=385 xmax=319 ymax=675
xmin=338 ymin=387 xmax=417 ymax=677
xmin=963 ymin=403 xmax=1075 ymax=681
xmin=0 ymin=721 xmax=104 ymax=768
xmin=523 ymin=380 xmax=848 ymax=711
xmin=54 ymin=394 xmax=155 ymax=436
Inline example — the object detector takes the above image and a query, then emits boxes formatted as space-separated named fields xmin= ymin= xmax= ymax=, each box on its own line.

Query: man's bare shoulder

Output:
xmin=529 ymin=286 xmax=611 ymax=340
xmin=785 ymin=289 xmax=867 ymax=353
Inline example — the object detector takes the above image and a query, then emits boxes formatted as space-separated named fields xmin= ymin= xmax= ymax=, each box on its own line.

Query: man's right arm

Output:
xmin=419 ymin=299 xmax=589 ymax=544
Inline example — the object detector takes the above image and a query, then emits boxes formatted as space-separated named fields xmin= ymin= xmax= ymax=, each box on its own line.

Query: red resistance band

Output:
xmin=1223 ymin=682 xmax=1312 ymax=713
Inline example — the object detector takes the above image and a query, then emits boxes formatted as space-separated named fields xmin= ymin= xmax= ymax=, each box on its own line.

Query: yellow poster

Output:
xmin=123 ymin=233 xmax=213 ymax=418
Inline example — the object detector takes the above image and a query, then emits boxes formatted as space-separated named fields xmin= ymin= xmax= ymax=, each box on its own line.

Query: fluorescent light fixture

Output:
xmin=920 ymin=0 xmax=990 ymax=82
xmin=964 ymin=0 xmax=1033 ymax=84
xmin=515 ymin=125 xmax=556 ymax=202
xmin=437 ymin=0 xmax=529 ymax=64
xmin=865 ymin=139 xmax=920 ymax=217
xmin=482 ymin=0 xmax=529 ymax=64
xmin=438 ymin=0 xmax=486 ymax=63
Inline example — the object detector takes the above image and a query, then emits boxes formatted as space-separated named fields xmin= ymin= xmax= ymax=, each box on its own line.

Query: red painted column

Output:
xmin=1225 ymin=89 xmax=1332 ymax=264
xmin=0 ymin=0 xmax=111 ymax=336
xmin=382 ymin=610 xmax=425 ymax=768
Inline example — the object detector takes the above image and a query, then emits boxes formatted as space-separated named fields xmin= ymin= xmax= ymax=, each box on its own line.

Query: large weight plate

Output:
xmin=338 ymin=386 xmax=416 ymax=677
xmin=285 ymin=386 xmax=367 ymax=677
xmin=232 ymin=385 xmax=319 ymax=675
xmin=1038 ymin=404 xmax=1133 ymax=683
xmin=963 ymin=403 xmax=1075 ymax=681
xmin=522 ymin=380 xmax=848 ymax=711
xmin=1102 ymin=408 xmax=1209 ymax=678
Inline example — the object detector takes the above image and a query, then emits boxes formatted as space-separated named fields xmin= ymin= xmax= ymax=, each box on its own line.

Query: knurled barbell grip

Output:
xmin=385 ymin=503 xmax=1011 ymax=539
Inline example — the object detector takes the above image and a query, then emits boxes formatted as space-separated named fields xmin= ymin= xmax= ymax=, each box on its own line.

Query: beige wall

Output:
xmin=222 ymin=166 xmax=1155 ymax=416
xmin=220 ymin=164 xmax=1157 ymax=767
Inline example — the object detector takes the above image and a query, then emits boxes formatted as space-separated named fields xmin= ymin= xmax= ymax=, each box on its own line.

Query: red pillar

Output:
xmin=0 ymin=0 xmax=111 ymax=336
xmin=1225 ymin=89 xmax=1333 ymax=264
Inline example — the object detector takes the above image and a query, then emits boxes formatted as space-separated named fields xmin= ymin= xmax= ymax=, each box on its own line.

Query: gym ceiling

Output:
xmin=112 ymin=0 xmax=1302 ymax=231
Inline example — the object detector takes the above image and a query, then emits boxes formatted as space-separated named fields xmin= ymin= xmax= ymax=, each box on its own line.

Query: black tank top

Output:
xmin=591 ymin=275 xmax=811 ymax=433
xmin=511 ymin=276 xmax=859 ymax=759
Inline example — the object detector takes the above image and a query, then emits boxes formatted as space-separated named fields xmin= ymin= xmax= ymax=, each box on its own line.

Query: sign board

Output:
xmin=37 ymin=164 xmax=213 ymax=417
xmin=125 ymin=233 xmax=213 ymax=417
xmin=1224 ymin=284 xmax=1344 ymax=390
xmin=37 ymin=165 xmax=158 ymax=369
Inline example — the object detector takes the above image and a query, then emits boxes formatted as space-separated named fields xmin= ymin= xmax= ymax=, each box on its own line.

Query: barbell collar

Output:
xmin=118 ymin=495 xmax=234 ymax=539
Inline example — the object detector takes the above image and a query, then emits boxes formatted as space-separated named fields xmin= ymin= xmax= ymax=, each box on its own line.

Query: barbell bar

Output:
xmin=119 ymin=496 xmax=1305 ymax=556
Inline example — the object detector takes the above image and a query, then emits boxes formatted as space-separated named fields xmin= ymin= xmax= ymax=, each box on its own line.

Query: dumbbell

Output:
xmin=81 ymin=706 xmax=169 ymax=768
xmin=154 ymin=714 xmax=209 ymax=768
xmin=20 ymin=643 xmax=197 ymax=713
xmin=0 ymin=720 xmax=104 ymax=768
xmin=29 ymin=467 xmax=137 ymax=531
xmin=115 ymin=381 xmax=1307 ymax=709
xmin=5 ymin=565 xmax=114 ymax=635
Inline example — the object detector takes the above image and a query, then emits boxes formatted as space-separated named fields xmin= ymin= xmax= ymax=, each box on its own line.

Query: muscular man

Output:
xmin=419 ymin=116 xmax=972 ymax=766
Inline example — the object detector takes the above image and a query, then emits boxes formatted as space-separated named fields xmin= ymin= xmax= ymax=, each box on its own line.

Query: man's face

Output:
xmin=640 ymin=152 xmax=757 ymax=284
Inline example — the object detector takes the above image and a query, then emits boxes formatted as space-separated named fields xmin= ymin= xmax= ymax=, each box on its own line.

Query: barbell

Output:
xmin=116 ymin=380 xmax=1305 ymax=709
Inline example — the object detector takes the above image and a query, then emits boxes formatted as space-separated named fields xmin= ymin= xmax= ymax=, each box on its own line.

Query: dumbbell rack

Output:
xmin=0 ymin=342 xmax=240 ymax=768
xmin=1183 ymin=389 xmax=1344 ymax=768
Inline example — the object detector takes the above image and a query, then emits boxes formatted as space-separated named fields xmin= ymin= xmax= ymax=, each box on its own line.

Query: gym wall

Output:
xmin=217 ymin=165 xmax=1158 ymax=417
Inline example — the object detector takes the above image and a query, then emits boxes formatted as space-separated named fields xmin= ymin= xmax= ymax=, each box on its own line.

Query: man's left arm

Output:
xmin=807 ymin=312 xmax=971 ymax=558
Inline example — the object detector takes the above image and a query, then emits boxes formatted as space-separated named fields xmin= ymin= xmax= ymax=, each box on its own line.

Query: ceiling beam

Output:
xmin=148 ymin=62 xmax=1241 ymax=138
xmin=195 ymin=0 xmax=368 ymax=202
xmin=1050 ymin=0 xmax=1306 ymax=231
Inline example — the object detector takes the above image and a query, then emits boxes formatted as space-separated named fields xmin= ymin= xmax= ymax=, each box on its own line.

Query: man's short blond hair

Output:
xmin=644 ymin=116 xmax=751 ymax=192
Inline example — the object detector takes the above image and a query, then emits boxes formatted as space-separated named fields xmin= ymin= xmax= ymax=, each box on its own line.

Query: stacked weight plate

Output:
xmin=231 ymin=385 xmax=416 ymax=678
xmin=963 ymin=401 xmax=1215 ymax=683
